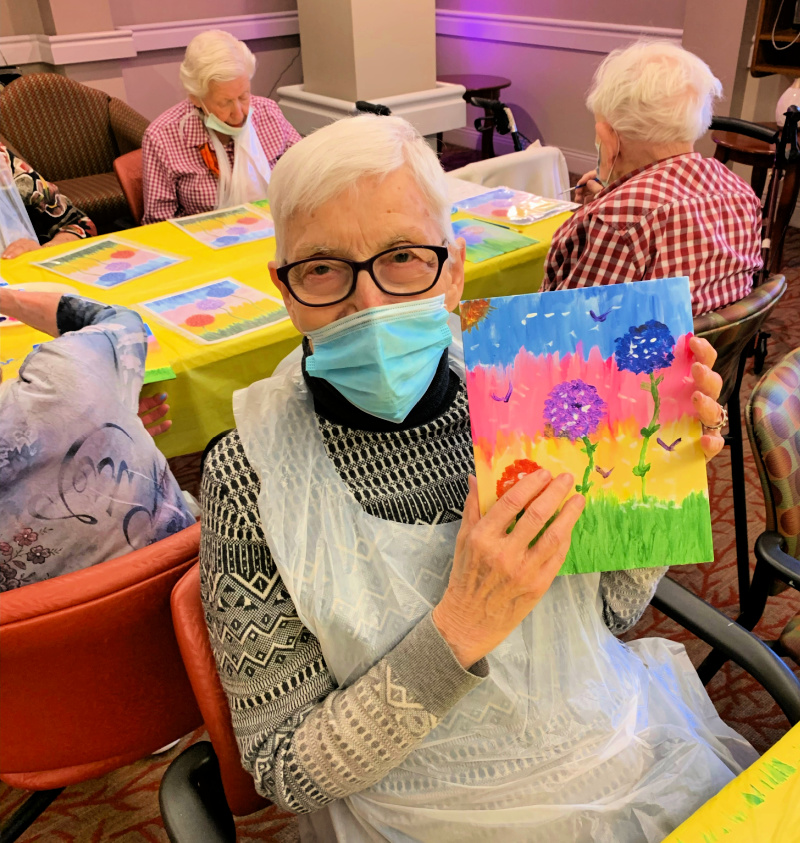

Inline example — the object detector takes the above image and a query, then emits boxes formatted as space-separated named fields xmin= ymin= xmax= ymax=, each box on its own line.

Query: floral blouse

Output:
xmin=0 ymin=296 xmax=194 ymax=590
xmin=1 ymin=144 xmax=96 ymax=243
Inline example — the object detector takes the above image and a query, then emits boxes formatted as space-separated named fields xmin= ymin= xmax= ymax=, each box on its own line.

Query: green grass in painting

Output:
xmin=555 ymin=490 xmax=713 ymax=575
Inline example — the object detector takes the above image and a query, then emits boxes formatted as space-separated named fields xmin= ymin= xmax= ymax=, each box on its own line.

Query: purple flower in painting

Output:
xmin=196 ymin=297 xmax=226 ymax=311
xmin=544 ymin=379 xmax=606 ymax=442
xmin=614 ymin=320 xmax=675 ymax=375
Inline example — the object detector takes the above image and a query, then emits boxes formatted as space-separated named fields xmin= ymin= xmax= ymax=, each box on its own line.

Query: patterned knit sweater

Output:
xmin=199 ymin=361 xmax=667 ymax=814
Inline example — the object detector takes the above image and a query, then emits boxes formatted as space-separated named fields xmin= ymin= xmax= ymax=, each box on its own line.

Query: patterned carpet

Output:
xmin=2 ymin=228 xmax=799 ymax=842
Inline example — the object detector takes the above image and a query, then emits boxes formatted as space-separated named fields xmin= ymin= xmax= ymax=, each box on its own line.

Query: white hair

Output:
xmin=586 ymin=41 xmax=722 ymax=145
xmin=268 ymin=115 xmax=454 ymax=262
xmin=179 ymin=30 xmax=256 ymax=100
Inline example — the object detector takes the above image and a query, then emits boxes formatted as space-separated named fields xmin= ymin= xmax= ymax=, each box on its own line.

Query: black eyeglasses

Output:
xmin=275 ymin=245 xmax=450 ymax=307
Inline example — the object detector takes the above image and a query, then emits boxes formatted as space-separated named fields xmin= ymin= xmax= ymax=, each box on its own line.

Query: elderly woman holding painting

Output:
xmin=200 ymin=114 xmax=755 ymax=842
xmin=141 ymin=30 xmax=300 ymax=224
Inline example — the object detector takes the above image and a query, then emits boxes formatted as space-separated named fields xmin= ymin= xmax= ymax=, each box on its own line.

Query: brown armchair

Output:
xmin=0 ymin=73 xmax=149 ymax=233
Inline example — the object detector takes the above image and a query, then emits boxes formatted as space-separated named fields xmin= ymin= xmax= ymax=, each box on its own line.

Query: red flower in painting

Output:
xmin=184 ymin=313 xmax=215 ymax=328
xmin=109 ymin=249 xmax=136 ymax=259
xmin=496 ymin=459 xmax=543 ymax=499
xmin=14 ymin=527 xmax=38 ymax=546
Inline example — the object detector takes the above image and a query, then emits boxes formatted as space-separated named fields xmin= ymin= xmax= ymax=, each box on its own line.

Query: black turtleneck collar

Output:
xmin=300 ymin=338 xmax=460 ymax=432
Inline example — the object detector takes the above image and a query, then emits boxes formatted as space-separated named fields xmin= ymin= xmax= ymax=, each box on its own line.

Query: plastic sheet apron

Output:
xmin=235 ymin=363 xmax=758 ymax=843
xmin=0 ymin=154 xmax=37 ymax=252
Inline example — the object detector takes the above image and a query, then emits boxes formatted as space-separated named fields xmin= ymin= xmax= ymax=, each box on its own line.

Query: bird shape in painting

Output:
xmin=491 ymin=382 xmax=513 ymax=402
xmin=656 ymin=437 xmax=682 ymax=452
xmin=595 ymin=465 xmax=614 ymax=479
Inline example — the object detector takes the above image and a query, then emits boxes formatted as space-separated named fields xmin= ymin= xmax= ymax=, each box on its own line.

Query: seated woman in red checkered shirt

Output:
xmin=541 ymin=41 xmax=762 ymax=316
xmin=141 ymin=30 xmax=301 ymax=224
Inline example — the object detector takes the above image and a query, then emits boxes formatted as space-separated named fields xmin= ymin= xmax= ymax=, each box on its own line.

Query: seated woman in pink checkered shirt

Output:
xmin=541 ymin=41 xmax=763 ymax=317
xmin=141 ymin=30 xmax=301 ymax=224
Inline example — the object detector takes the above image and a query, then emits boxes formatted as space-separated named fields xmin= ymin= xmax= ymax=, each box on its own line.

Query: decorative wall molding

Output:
xmin=435 ymin=9 xmax=683 ymax=54
xmin=0 ymin=12 xmax=299 ymax=68
xmin=125 ymin=11 xmax=299 ymax=54
xmin=0 ymin=30 xmax=135 ymax=66
xmin=1 ymin=9 xmax=681 ymax=70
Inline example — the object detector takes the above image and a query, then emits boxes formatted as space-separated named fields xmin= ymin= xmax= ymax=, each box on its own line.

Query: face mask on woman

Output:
xmin=201 ymin=105 xmax=248 ymax=138
xmin=304 ymin=295 xmax=453 ymax=423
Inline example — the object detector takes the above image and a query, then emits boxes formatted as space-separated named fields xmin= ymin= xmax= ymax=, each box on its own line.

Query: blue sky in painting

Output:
xmin=462 ymin=277 xmax=694 ymax=368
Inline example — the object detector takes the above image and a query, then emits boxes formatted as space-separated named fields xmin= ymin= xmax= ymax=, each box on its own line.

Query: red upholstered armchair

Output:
xmin=0 ymin=522 xmax=203 ymax=843
xmin=0 ymin=73 xmax=149 ymax=233
xmin=159 ymin=563 xmax=273 ymax=842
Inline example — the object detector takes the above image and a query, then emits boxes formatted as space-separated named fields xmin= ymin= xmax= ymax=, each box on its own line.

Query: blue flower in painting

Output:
xmin=204 ymin=281 xmax=237 ymax=299
xmin=544 ymin=379 xmax=606 ymax=441
xmin=613 ymin=320 xmax=675 ymax=375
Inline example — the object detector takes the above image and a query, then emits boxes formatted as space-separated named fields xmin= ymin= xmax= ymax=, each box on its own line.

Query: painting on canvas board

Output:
xmin=460 ymin=277 xmax=713 ymax=574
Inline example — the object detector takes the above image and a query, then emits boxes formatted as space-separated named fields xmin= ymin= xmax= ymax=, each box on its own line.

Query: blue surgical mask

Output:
xmin=202 ymin=105 xmax=248 ymax=138
xmin=304 ymin=295 xmax=452 ymax=423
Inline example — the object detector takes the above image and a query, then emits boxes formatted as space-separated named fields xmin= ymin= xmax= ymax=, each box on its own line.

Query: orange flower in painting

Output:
xmin=460 ymin=299 xmax=496 ymax=333
xmin=496 ymin=459 xmax=542 ymax=499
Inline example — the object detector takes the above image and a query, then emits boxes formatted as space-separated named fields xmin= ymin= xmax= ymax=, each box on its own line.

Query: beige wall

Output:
xmin=1 ymin=2 xmax=45 ymax=36
xmin=435 ymin=0 xmax=686 ymax=30
xmin=121 ymin=36 xmax=302 ymax=121
xmin=1 ymin=0 xmax=302 ymax=125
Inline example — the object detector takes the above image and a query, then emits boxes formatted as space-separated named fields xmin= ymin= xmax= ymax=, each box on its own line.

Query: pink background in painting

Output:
xmin=466 ymin=333 xmax=696 ymax=453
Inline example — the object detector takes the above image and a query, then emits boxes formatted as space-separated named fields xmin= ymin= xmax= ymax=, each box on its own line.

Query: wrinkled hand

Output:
xmin=2 ymin=238 xmax=40 ymax=260
xmin=575 ymin=169 xmax=603 ymax=205
xmin=432 ymin=471 xmax=585 ymax=668
xmin=688 ymin=336 xmax=725 ymax=462
xmin=138 ymin=392 xmax=172 ymax=438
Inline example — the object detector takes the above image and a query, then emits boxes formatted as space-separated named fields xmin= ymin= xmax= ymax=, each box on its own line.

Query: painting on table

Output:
xmin=138 ymin=278 xmax=288 ymax=344
xmin=452 ymin=217 xmax=538 ymax=263
xmin=33 ymin=238 xmax=184 ymax=287
xmin=169 ymin=205 xmax=274 ymax=249
xmin=453 ymin=187 xmax=576 ymax=225
xmin=460 ymin=277 xmax=713 ymax=574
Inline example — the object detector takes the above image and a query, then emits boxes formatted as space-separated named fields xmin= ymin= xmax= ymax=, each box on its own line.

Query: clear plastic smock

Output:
xmin=0 ymin=155 xmax=37 ymax=252
xmin=234 ymin=355 xmax=758 ymax=843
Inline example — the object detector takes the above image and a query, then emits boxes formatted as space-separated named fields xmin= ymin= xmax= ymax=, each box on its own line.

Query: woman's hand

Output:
xmin=138 ymin=392 xmax=172 ymax=437
xmin=433 ymin=470 xmax=585 ymax=668
xmin=688 ymin=336 xmax=725 ymax=462
xmin=2 ymin=238 xmax=40 ymax=260
xmin=575 ymin=170 xmax=603 ymax=205
xmin=48 ymin=231 xmax=81 ymax=247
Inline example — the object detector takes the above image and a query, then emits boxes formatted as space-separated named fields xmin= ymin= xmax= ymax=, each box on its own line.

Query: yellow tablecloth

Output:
xmin=663 ymin=722 xmax=800 ymax=842
xmin=0 ymin=211 xmax=569 ymax=457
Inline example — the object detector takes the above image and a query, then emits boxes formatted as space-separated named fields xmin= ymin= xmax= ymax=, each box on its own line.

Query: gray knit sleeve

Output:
xmin=599 ymin=566 xmax=669 ymax=635
xmin=200 ymin=431 xmax=487 ymax=814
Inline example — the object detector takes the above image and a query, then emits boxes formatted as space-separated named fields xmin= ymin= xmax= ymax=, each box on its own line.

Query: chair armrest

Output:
xmin=651 ymin=576 xmax=800 ymax=725
xmin=109 ymin=98 xmax=149 ymax=156
xmin=159 ymin=742 xmax=236 ymax=843
xmin=709 ymin=117 xmax=778 ymax=145
xmin=755 ymin=531 xmax=800 ymax=586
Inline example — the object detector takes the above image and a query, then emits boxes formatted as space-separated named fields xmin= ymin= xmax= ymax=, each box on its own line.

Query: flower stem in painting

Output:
xmin=633 ymin=371 xmax=664 ymax=500
xmin=613 ymin=320 xmax=675 ymax=502
xmin=579 ymin=435 xmax=599 ymax=495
